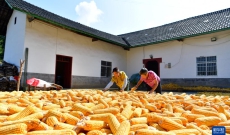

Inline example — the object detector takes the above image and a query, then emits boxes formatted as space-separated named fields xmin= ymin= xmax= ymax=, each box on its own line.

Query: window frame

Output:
xmin=196 ymin=56 xmax=217 ymax=76
xmin=101 ymin=61 xmax=112 ymax=77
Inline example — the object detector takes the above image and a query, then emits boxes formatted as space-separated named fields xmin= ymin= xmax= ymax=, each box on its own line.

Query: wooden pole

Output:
xmin=17 ymin=59 xmax=25 ymax=91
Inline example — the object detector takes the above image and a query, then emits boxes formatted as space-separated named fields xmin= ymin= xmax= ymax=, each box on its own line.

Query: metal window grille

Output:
xmin=196 ymin=56 xmax=217 ymax=76
xmin=101 ymin=61 xmax=112 ymax=77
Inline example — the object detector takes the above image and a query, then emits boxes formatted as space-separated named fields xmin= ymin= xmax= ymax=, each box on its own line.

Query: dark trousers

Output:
xmin=145 ymin=81 xmax=162 ymax=94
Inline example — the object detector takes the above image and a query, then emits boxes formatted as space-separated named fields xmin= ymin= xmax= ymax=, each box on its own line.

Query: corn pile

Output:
xmin=0 ymin=90 xmax=230 ymax=135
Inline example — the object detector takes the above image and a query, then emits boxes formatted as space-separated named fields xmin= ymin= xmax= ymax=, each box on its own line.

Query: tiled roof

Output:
xmin=5 ymin=0 xmax=128 ymax=47
xmin=4 ymin=0 xmax=230 ymax=48
xmin=119 ymin=8 xmax=230 ymax=47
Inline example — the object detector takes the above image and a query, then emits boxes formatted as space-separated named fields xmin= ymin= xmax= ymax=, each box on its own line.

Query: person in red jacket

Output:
xmin=131 ymin=68 xmax=161 ymax=94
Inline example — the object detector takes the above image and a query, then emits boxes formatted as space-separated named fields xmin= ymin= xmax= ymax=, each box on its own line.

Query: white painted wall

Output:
xmin=127 ymin=30 xmax=230 ymax=78
xmin=4 ymin=10 xmax=26 ymax=67
xmin=24 ymin=20 xmax=127 ymax=77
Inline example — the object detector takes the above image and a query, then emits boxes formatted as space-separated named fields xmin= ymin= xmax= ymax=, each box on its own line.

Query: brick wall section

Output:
xmin=161 ymin=78 xmax=230 ymax=88
xmin=22 ymin=72 xmax=230 ymax=89
xmin=22 ymin=72 xmax=117 ymax=89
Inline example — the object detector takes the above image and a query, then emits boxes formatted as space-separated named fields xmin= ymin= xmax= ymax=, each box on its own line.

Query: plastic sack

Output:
xmin=27 ymin=78 xmax=52 ymax=87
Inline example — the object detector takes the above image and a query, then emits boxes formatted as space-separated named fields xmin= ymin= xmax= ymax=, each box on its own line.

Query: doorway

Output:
xmin=55 ymin=55 xmax=72 ymax=88
xmin=143 ymin=58 xmax=162 ymax=76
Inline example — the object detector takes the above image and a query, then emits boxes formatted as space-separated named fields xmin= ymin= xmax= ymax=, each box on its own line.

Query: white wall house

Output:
xmin=127 ymin=30 xmax=230 ymax=87
xmin=1 ymin=0 xmax=230 ymax=88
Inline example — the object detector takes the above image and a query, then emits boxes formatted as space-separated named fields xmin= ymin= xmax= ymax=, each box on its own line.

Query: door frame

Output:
xmin=143 ymin=58 xmax=162 ymax=77
xmin=55 ymin=54 xmax=72 ymax=88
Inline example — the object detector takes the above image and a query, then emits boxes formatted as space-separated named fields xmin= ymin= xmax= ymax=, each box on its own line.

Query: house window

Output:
xmin=101 ymin=61 xmax=112 ymax=77
xmin=196 ymin=56 xmax=217 ymax=76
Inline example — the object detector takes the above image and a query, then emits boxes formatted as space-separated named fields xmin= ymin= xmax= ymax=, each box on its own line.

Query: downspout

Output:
xmin=23 ymin=48 xmax=28 ymax=91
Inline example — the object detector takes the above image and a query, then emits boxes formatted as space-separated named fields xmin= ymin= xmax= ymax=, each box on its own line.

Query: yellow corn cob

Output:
xmin=88 ymin=96 xmax=95 ymax=103
xmin=98 ymin=98 xmax=109 ymax=108
xmin=168 ymin=117 xmax=188 ymax=126
xmin=149 ymin=123 xmax=166 ymax=131
xmin=166 ymin=104 xmax=173 ymax=113
xmin=93 ymin=107 xmax=120 ymax=115
xmin=82 ymin=103 xmax=96 ymax=108
xmin=217 ymin=104 xmax=225 ymax=113
xmin=184 ymin=104 xmax=197 ymax=111
xmin=197 ymin=107 xmax=218 ymax=113
xmin=181 ymin=113 xmax=205 ymax=122
xmin=132 ymin=101 xmax=144 ymax=108
xmin=90 ymin=104 xmax=105 ymax=111
xmin=64 ymin=113 xmax=80 ymax=125
xmin=100 ymin=128 xmax=112 ymax=134
xmin=26 ymin=129 xmax=77 ymax=135
xmin=132 ymin=108 xmax=142 ymax=118
xmin=6 ymin=98 xmax=18 ymax=103
xmin=21 ymin=112 xmax=44 ymax=120
xmin=130 ymin=124 xmax=148 ymax=131
xmin=10 ymin=105 xmax=38 ymax=121
xmin=195 ymin=116 xmax=221 ymax=126
xmin=6 ymin=112 xmax=20 ymax=121
xmin=130 ymin=117 xmax=147 ymax=125
xmin=155 ymin=103 xmax=162 ymax=109
xmin=0 ymin=123 xmax=27 ymax=135
xmin=147 ymin=113 xmax=163 ymax=123
xmin=123 ymin=101 xmax=133 ymax=107
xmin=18 ymin=98 xmax=33 ymax=105
xmin=72 ymin=103 xmax=93 ymax=115
xmin=59 ymin=100 xmax=66 ymax=108
xmin=69 ymin=111 xmax=84 ymax=119
xmin=173 ymin=107 xmax=185 ymax=113
xmin=7 ymin=105 xmax=25 ymax=114
xmin=28 ymin=98 xmax=40 ymax=104
xmin=42 ymin=104 xmax=60 ymax=110
xmin=198 ymin=125 xmax=210 ymax=130
xmin=116 ymin=113 xmax=127 ymax=123
xmin=186 ymin=123 xmax=210 ymax=135
xmin=191 ymin=108 xmax=219 ymax=117
xmin=218 ymin=113 xmax=228 ymax=122
xmin=67 ymin=91 xmax=76 ymax=97
xmin=43 ymin=110 xmax=67 ymax=122
xmin=33 ymin=122 xmax=53 ymax=130
xmin=35 ymin=102 xmax=43 ymax=109
xmin=158 ymin=117 xmax=185 ymax=131
xmin=86 ymin=130 xmax=103 ymax=135
xmin=108 ymin=100 xmax=119 ymax=106
xmin=121 ymin=104 xmax=133 ymax=119
xmin=78 ymin=133 xmax=86 ymax=135
xmin=218 ymin=121 xmax=230 ymax=126
xmin=168 ymin=128 xmax=200 ymax=135
xmin=89 ymin=113 xmax=111 ymax=122
xmin=54 ymin=122 xmax=75 ymax=130
xmin=103 ymin=97 xmax=112 ymax=103
xmin=140 ymin=97 xmax=149 ymax=105
xmin=171 ymin=119 xmax=183 ymax=125
xmin=107 ymin=114 xmax=120 ymax=134
xmin=79 ymin=120 xmax=107 ymax=131
xmin=135 ymin=129 xmax=175 ymax=135
xmin=0 ymin=116 xmax=7 ymax=122
xmin=46 ymin=116 xmax=60 ymax=127
xmin=225 ymin=126 xmax=230 ymax=134
xmin=145 ymin=103 xmax=157 ymax=112
xmin=114 ymin=120 xmax=130 ymax=135
xmin=162 ymin=110 xmax=176 ymax=117
xmin=0 ymin=119 xmax=40 ymax=131
xmin=142 ymin=108 xmax=149 ymax=115
xmin=0 ymin=105 xmax=9 ymax=115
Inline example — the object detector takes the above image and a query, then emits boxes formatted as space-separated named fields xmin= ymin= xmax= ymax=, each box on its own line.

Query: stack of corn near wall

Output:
xmin=0 ymin=89 xmax=230 ymax=135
